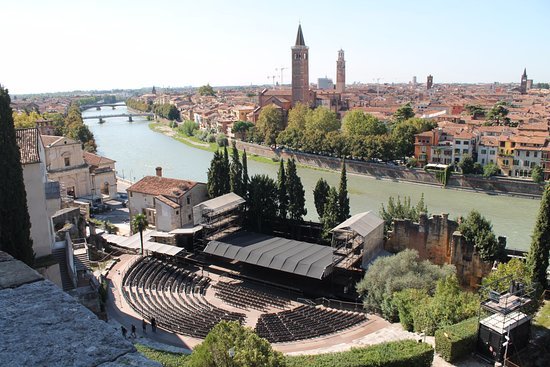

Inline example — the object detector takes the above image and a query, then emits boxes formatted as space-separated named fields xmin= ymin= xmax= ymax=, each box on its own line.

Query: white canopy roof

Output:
xmin=102 ymin=230 xmax=184 ymax=256
xmin=331 ymin=211 xmax=384 ymax=237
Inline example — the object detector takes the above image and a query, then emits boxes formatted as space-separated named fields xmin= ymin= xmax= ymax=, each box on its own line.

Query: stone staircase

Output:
xmin=52 ymin=247 xmax=75 ymax=291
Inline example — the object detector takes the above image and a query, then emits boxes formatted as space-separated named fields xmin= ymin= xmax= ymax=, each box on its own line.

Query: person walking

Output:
xmin=150 ymin=317 xmax=157 ymax=333
xmin=142 ymin=319 xmax=147 ymax=334
xmin=121 ymin=325 xmax=127 ymax=338
xmin=131 ymin=324 xmax=136 ymax=339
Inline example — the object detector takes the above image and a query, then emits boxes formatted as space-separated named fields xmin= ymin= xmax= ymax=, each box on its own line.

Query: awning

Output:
xmin=203 ymin=231 xmax=337 ymax=279
xmin=102 ymin=230 xmax=184 ymax=256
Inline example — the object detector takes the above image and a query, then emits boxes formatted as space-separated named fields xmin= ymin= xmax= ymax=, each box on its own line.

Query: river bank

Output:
xmin=148 ymin=121 xmax=543 ymax=200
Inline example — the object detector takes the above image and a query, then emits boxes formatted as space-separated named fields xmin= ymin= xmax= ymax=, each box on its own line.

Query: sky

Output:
xmin=2 ymin=0 xmax=549 ymax=94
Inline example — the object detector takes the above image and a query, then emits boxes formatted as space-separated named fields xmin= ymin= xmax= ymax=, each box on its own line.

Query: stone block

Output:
xmin=0 ymin=258 xmax=43 ymax=289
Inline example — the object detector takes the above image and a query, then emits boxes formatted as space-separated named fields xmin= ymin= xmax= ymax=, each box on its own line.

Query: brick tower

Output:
xmin=291 ymin=24 xmax=309 ymax=106
xmin=336 ymin=49 xmax=345 ymax=94
xmin=427 ymin=75 xmax=433 ymax=90
xmin=520 ymin=68 xmax=528 ymax=94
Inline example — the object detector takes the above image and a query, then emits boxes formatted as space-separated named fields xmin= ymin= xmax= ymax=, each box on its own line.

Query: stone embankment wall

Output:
xmin=234 ymin=141 xmax=544 ymax=197
xmin=385 ymin=213 xmax=494 ymax=288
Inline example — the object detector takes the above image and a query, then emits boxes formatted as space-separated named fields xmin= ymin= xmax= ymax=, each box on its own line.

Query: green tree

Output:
xmin=465 ymin=104 xmax=486 ymax=119
xmin=187 ymin=321 xmax=285 ymax=367
xmin=233 ymin=121 xmax=254 ymax=140
xmin=277 ymin=159 xmax=288 ymax=219
xmin=0 ymin=86 xmax=34 ymax=265
xmin=276 ymin=127 xmax=304 ymax=150
xmin=242 ymin=149 xmax=249 ymax=198
xmin=391 ymin=118 xmax=436 ymax=160
xmin=305 ymin=106 xmax=340 ymax=134
xmin=198 ymin=84 xmax=216 ymax=96
xmin=337 ymin=160 xmax=350 ymax=222
xmin=458 ymin=210 xmax=505 ymax=262
xmin=379 ymin=194 xmax=427 ymax=234
xmin=229 ymin=142 xmax=243 ymax=196
xmin=131 ymin=213 xmax=149 ymax=255
xmin=393 ymin=102 xmax=415 ymax=123
xmin=256 ymin=105 xmax=284 ymax=145
xmin=486 ymin=102 xmax=510 ymax=125
xmin=313 ymin=178 xmax=330 ymax=220
xmin=526 ymin=184 xmax=550 ymax=290
xmin=207 ymin=150 xmax=225 ymax=198
xmin=286 ymin=102 xmax=309 ymax=130
xmin=285 ymin=158 xmax=307 ymax=220
xmin=321 ymin=187 xmax=339 ymax=239
xmin=180 ymin=120 xmax=197 ymax=136
xmin=342 ymin=110 xmax=387 ymax=136
xmin=458 ymin=155 xmax=475 ymax=174
xmin=221 ymin=146 xmax=230 ymax=193
xmin=247 ymin=175 xmax=278 ymax=232
xmin=483 ymin=162 xmax=500 ymax=177
xmin=531 ymin=165 xmax=544 ymax=183
xmin=356 ymin=249 xmax=455 ymax=320
xmin=482 ymin=258 xmax=530 ymax=293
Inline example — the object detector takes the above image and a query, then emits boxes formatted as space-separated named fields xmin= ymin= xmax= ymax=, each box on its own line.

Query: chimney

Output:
xmin=155 ymin=167 xmax=162 ymax=177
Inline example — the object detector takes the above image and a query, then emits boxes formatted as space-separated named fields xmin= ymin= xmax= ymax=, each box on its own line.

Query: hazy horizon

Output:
xmin=3 ymin=0 xmax=549 ymax=94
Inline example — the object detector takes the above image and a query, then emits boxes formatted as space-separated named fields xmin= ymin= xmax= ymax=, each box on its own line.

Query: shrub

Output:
xmin=286 ymin=340 xmax=434 ymax=367
xmin=206 ymin=133 xmax=216 ymax=143
xmin=435 ymin=317 xmax=478 ymax=362
xmin=136 ymin=344 xmax=190 ymax=367
xmin=216 ymin=133 xmax=228 ymax=147
xmin=180 ymin=120 xmax=198 ymax=136
xmin=196 ymin=130 xmax=208 ymax=141
xmin=483 ymin=162 xmax=500 ymax=177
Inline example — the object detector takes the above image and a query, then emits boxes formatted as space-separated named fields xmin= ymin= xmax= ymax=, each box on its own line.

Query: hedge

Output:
xmin=434 ymin=317 xmax=478 ymax=362
xmin=286 ymin=340 xmax=434 ymax=367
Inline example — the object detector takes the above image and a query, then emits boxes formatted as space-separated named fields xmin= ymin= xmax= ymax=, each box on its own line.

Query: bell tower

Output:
xmin=291 ymin=24 xmax=309 ymax=106
xmin=336 ymin=49 xmax=345 ymax=94
xmin=520 ymin=68 xmax=528 ymax=94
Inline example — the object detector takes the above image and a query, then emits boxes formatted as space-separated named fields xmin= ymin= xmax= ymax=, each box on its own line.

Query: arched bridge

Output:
xmin=80 ymin=103 xmax=126 ymax=111
xmin=82 ymin=113 xmax=154 ymax=122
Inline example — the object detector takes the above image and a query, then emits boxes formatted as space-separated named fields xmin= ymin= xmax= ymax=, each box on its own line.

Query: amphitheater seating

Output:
xmin=255 ymin=305 xmax=367 ymax=343
xmin=122 ymin=257 xmax=245 ymax=338
xmin=212 ymin=281 xmax=291 ymax=311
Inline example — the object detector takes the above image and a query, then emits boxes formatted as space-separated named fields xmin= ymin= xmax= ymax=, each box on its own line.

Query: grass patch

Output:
xmin=136 ymin=344 xmax=190 ymax=367
xmin=534 ymin=301 xmax=550 ymax=329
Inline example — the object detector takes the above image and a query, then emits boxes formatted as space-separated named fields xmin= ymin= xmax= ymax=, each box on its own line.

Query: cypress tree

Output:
xmin=277 ymin=159 xmax=288 ymax=219
xmin=286 ymin=158 xmax=307 ymax=220
xmin=229 ymin=141 xmax=243 ymax=196
xmin=321 ymin=187 xmax=339 ymax=240
xmin=527 ymin=184 xmax=550 ymax=291
xmin=242 ymin=149 xmax=249 ymax=199
xmin=221 ymin=146 xmax=230 ymax=194
xmin=207 ymin=150 xmax=223 ymax=198
xmin=313 ymin=178 xmax=330 ymax=220
xmin=0 ymin=86 xmax=34 ymax=265
xmin=337 ymin=159 xmax=350 ymax=222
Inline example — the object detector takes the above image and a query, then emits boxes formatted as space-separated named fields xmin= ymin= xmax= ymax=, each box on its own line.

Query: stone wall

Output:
xmin=0 ymin=251 xmax=160 ymax=367
xmin=233 ymin=141 xmax=544 ymax=197
xmin=385 ymin=213 xmax=493 ymax=288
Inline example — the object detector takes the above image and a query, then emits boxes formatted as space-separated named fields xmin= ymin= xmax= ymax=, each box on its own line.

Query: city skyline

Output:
xmin=2 ymin=0 xmax=550 ymax=94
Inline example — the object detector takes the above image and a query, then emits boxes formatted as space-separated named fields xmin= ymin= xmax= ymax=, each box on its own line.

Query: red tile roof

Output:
xmin=127 ymin=176 xmax=197 ymax=198
xmin=83 ymin=151 xmax=115 ymax=167
xmin=155 ymin=195 xmax=180 ymax=209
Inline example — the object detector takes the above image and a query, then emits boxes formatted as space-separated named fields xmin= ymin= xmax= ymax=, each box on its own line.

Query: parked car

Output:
xmin=117 ymin=193 xmax=128 ymax=200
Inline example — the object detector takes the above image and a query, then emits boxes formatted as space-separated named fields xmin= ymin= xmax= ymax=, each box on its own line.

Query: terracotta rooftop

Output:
xmin=480 ymin=136 xmax=499 ymax=146
xmin=155 ymin=194 xmax=180 ymax=209
xmin=40 ymin=135 xmax=63 ymax=147
xmin=15 ymin=128 xmax=41 ymax=165
xmin=127 ymin=176 xmax=198 ymax=198
xmin=83 ymin=151 xmax=115 ymax=167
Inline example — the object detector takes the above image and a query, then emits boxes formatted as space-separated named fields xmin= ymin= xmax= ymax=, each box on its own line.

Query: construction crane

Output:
xmin=267 ymin=75 xmax=276 ymax=89
xmin=276 ymin=67 xmax=287 ymax=88
xmin=372 ymin=78 xmax=383 ymax=98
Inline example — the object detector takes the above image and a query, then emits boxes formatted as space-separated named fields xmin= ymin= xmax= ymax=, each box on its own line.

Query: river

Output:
xmin=83 ymin=104 xmax=540 ymax=251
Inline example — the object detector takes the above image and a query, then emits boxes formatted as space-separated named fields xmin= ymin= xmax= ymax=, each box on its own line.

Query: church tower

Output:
xmin=520 ymin=68 xmax=528 ymax=94
xmin=291 ymin=24 xmax=309 ymax=106
xmin=427 ymin=75 xmax=433 ymax=90
xmin=336 ymin=49 xmax=345 ymax=94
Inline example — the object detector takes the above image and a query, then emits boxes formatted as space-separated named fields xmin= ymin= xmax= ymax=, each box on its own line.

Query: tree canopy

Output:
xmin=198 ymin=84 xmax=216 ymax=96
xmin=392 ymin=102 xmax=415 ymax=123
xmin=0 ymin=85 xmax=34 ymax=265
xmin=313 ymin=178 xmax=330 ymax=220
xmin=285 ymin=158 xmax=307 ymax=220
xmin=277 ymin=159 xmax=288 ymax=219
xmin=247 ymin=174 xmax=278 ymax=232
xmin=229 ymin=142 xmax=244 ymax=196
xmin=187 ymin=321 xmax=285 ymax=367
xmin=527 ymin=184 xmax=550 ymax=290
xmin=207 ymin=150 xmax=230 ymax=198
xmin=256 ymin=105 xmax=285 ymax=145
xmin=342 ymin=110 xmax=387 ymax=136
xmin=379 ymin=194 xmax=427 ymax=234
xmin=357 ymin=249 xmax=455 ymax=321
xmin=458 ymin=210 xmax=505 ymax=262
xmin=337 ymin=161 xmax=350 ymax=222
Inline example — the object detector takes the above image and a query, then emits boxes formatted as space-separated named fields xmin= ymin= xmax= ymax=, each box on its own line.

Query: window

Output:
xmin=531 ymin=162 xmax=536 ymax=168
xmin=513 ymin=160 xmax=519 ymax=166
xmin=481 ymin=158 xmax=485 ymax=164
xmin=456 ymin=140 xmax=462 ymax=145
xmin=176 ymin=210 xmax=179 ymax=215
xmin=419 ymin=154 xmax=426 ymax=160
xmin=188 ymin=214 xmax=192 ymax=221
xmin=524 ymin=161 xmax=530 ymax=167
xmin=481 ymin=149 xmax=487 ymax=155
xmin=464 ymin=141 xmax=469 ymax=145
xmin=130 ymin=192 xmax=133 ymax=197
xmin=64 ymin=157 xmax=70 ymax=166
xmin=454 ymin=149 xmax=460 ymax=154
xmin=187 ymin=197 xmax=191 ymax=205
xmin=534 ymin=151 xmax=538 ymax=158
xmin=490 ymin=150 xmax=495 ymax=155
xmin=500 ymin=142 xmax=505 ymax=147
xmin=526 ymin=151 xmax=530 ymax=157
xmin=463 ymin=149 xmax=468 ymax=154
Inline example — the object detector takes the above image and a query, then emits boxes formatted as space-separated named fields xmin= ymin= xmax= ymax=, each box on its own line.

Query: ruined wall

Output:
xmin=385 ymin=213 xmax=492 ymax=287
